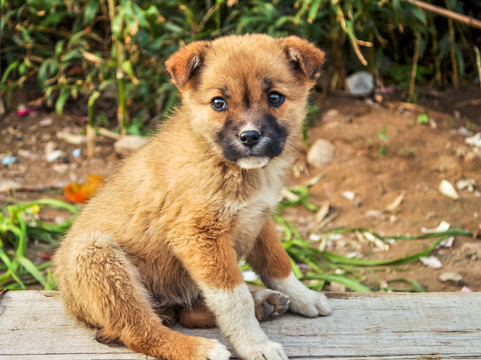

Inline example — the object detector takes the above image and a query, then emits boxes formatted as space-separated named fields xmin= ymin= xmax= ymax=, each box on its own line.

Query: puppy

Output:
xmin=54 ymin=34 xmax=331 ymax=360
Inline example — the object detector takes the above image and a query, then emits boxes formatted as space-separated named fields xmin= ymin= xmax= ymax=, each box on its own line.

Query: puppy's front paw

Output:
xmin=253 ymin=289 xmax=290 ymax=321
xmin=242 ymin=341 xmax=288 ymax=360
xmin=290 ymin=290 xmax=331 ymax=318
xmin=205 ymin=339 xmax=231 ymax=360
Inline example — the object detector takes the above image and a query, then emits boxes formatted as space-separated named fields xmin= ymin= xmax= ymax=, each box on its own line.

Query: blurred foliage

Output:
xmin=1 ymin=0 xmax=480 ymax=131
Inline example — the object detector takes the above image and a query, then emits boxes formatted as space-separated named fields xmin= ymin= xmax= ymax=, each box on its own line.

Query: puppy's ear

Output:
xmin=279 ymin=36 xmax=325 ymax=80
xmin=165 ymin=41 xmax=209 ymax=90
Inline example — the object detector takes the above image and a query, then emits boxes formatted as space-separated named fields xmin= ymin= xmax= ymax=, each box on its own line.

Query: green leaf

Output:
xmin=1 ymin=61 xmax=18 ymax=85
xmin=84 ymin=0 xmax=99 ymax=26
xmin=55 ymin=89 xmax=70 ymax=116
xmin=15 ymin=255 xmax=46 ymax=287
xmin=321 ymin=236 xmax=446 ymax=266
xmin=417 ymin=113 xmax=429 ymax=124
xmin=121 ymin=60 xmax=135 ymax=77
xmin=308 ymin=0 xmax=322 ymax=20
xmin=410 ymin=6 xmax=426 ymax=23
xmin=0 ymin=249 xmax=25 ymax=289
xmin=305 ymin=273 xmax=371 ymax=292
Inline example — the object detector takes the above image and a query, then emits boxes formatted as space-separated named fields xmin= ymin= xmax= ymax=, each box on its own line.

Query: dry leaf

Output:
xmin=64 ymin=174 xmax=104 ymax=203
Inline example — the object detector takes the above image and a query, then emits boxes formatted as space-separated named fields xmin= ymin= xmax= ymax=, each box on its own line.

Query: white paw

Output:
xmin=241 ymin=341 xmax=288 ymax=360
xmin=289 ymin=290 xmax=331 ymax=318
xmin=206 ymin=339 xmax=231 ymax=360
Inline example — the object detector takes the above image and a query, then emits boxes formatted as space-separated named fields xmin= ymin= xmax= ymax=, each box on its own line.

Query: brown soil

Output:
xmin=1 ymin=87 xmax=480 ymax=292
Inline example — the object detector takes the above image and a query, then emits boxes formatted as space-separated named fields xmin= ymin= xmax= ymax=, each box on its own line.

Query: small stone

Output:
xmin=114 ymin=135 xmax=149 ymax=156
xmin=0 ymin=179 xmax=22 ymax=192
xmin=420 ymin=256 xmax=442 ymax=269
xmin=39 ymin=117 xmax=53 ymax=127
xmin=438 ymin=180 xmax=459 ymax=200
xmin=307 ymin=139 xmax=335 ymax=168
xmin=46 ymin=149 xmax=64 ymax=162
xmin=330 ymin=282 xmax=346 ymax=292
xmin=322 ymin=109 xmax=340 ymax=122
xmin=17 ymin=149 xmax=38 ymax=160
xmin=439 ymin=272 xmax=463 ymax=283
xmin=1 ymin=156 xmax=18 ymax=166
xmin=44 ymin=141 xmax=57 ymax=154
xmin=53 ymin=164 xmax=69 ymax=173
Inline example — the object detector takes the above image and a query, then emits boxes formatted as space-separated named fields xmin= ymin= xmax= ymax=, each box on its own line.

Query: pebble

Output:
xmin=420 ymin=256 xmax=442 ymax=269
xmin=330 ymin=282 xmax=347 ymax=292
xmin=71 ymin=148 xmax=82 ymax=157
xmin=44 ymin=141 xmax=57 ymax=154
xmin=114 ymin=135 xmax=150 ymax=156
xmin=17 ymin=149 xmax=38 ymax=160
xmin=438 ymin=179 xmax=459 ymax=200
xmin=56 ymin=131 xmax=86 ymax=145
xmin=46 ymin=149 xmax=64 ymax=162
xmin=307 ymin=139 xmax=335 ymax=168
xmin=39 ymin=117 xmax=53 ymax=127
xmin=465 ymin=132 xmax=481 ymax=147
xmin=439 ymin=272 xmax=463 ymax=283
xmin=0 ymin=179 xmax=22 ymax=192
xmin=1 ymin=156 xmax=18 ymax=166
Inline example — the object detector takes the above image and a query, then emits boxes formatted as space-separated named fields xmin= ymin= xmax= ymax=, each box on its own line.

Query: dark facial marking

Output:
xmin=262 ymin=78 xmax=273 ymax=92
xmin=216 ymin=114 xmax=288 ymax=163
xmin=242 ymin=76 xmax=251 ymax=109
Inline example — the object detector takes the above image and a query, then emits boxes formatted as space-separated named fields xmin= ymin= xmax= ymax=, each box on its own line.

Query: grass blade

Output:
xmin=15 ymin=255 xmax=46 ymax=287
xmin=304 ymin=273 xmax=371 ymax=292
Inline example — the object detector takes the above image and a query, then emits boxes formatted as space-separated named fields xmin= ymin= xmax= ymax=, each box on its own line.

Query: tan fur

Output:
xmin=55 ymin=34 xmax=326 ymax=360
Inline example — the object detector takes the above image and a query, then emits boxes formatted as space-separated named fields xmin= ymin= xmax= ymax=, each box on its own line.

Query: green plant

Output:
xmin=377 ymin=125 xmax=389 ymax=159
xmin=1 ymin=0 xmax=480 ymax=134
xmin=0 ymin=199 xmax=77 ymax=290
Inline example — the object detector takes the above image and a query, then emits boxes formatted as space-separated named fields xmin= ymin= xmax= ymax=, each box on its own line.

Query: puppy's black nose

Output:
xmin=239 ymin=130 xmax=261 ymax=147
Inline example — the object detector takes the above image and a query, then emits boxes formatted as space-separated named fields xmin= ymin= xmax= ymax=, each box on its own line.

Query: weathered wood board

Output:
xmin=1 ymin=291 xmax=480 ymax=359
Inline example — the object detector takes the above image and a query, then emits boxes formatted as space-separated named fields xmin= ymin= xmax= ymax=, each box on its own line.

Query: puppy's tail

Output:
xmin=54 ymin=232 xmax=229 ymax=360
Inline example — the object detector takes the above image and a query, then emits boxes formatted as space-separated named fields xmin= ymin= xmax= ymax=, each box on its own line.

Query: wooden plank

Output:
xmin=1 ymin=291 xmax=480 ymax=359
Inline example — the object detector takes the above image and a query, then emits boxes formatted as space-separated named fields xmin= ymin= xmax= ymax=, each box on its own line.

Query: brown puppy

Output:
xmin=54 ymin=34 xmax=331 ymax=360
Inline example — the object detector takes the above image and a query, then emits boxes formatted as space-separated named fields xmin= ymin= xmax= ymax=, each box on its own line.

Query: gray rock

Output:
xmin=346 ymin=71 xmax=374 ymax=96
xmin=307 ymin=139 xmax=335 ymax=168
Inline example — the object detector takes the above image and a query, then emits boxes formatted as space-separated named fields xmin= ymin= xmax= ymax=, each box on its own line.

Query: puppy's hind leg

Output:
xmin=55 ymin=232 xmax=230 ymax=360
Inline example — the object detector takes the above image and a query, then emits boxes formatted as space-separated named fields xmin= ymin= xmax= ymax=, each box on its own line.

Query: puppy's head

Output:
xmin=165 ymin=34 xmax=325 ymax=169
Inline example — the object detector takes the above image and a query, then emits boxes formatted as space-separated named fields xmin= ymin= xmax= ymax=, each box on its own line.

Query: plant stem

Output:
xmin=475 ymin=46 xmax=481 ymax=90
xmin=447 ymin=15 xmax=459 ymax=89
xmin=107 ymin=0 xmax=128 ymax=135
xmin=408 ymin=33 xmax=420 ymax=102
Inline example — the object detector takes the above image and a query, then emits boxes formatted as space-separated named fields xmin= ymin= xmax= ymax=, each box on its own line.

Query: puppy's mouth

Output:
xmin=216 ymin=117 xmax=287 ymax=169
xmin=236 ymin=156 xmax=270 ymax=169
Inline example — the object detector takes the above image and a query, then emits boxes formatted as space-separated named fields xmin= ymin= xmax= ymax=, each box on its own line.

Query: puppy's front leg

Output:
xmin=172 ymin=234 xmax=288 ymax=360
xmin=247 ymin=219 xmax=331 ymax=317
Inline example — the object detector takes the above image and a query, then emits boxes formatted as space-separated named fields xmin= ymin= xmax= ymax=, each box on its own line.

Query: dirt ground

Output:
xmin=1 ymin=86 xmax=480 ymax=292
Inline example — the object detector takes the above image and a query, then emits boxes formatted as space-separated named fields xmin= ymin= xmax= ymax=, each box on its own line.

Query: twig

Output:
xmin=446 ymin=1 xmax=459 ymax=89
xmin=455 ymin=98 xmax=481 ymax=108
xmin=0 ymin=289 xmax=9 ymax=299
xmin=404 ymin=0 xmax=481 ymax=29
xmin=475 ymin=46 xmax=481 ymax=90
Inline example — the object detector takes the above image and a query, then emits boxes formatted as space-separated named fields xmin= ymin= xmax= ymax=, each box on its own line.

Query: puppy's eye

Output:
xmin=268 ymin=91 xmax=285 ymax=107
xmin=211 ymin=97 xmax=227 ymax=111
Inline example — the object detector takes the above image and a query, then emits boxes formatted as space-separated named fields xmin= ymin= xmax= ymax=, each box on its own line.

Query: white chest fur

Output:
xmin=227 ymin=158 xmax=288 ymax=256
